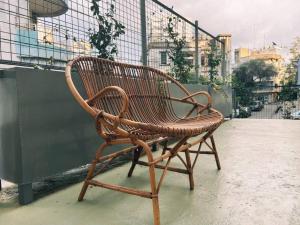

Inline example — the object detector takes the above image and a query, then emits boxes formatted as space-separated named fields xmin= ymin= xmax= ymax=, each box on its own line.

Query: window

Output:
xmin=160 ymin=51 xmax=167 ymax=65
xmin=201 ymin=57 xmax=205 ymax=66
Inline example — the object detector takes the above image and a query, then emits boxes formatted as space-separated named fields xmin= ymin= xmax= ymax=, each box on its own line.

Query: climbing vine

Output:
xmin=165 ymin=17 xmax=193 ymax=83
xmin=89 ymin=0 xmax=125 ymax=60
xmin=207 ymin=40 xmax=222 ymax=81
xmin=206 ymin=41 xmax=228 ymax=97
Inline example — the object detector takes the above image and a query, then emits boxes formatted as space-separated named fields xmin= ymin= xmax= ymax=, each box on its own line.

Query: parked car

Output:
xmin=236 ymin=106 xmax=252 ymax=118
xmin=291 ymin=111 xmax=300 ymax=120
xmin=250 ymin=101 xmax=264 ymax=111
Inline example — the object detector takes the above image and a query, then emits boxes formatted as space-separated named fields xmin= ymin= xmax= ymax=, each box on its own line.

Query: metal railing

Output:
xmin=0 ymin=0 xmax=228 ymax=80
xmin=233 ymin=85 xmax=300 ymax=119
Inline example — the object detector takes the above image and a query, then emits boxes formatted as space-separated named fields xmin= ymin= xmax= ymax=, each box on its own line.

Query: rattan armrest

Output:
xmin=181 ymin=91 xmax=212 ymax=108
xmin=172 ymin=91 xmax=211 ymax=118
xmin=86 ymin=86 xmax=129 ymax=119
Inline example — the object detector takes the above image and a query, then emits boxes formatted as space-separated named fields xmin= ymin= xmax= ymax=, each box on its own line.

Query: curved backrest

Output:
xmin=66 ymin=57 xmax=194 ymax=124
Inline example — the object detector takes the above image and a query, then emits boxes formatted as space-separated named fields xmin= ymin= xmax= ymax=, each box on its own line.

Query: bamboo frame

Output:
xmin=65 ymin=56 xmax=224 ymax=225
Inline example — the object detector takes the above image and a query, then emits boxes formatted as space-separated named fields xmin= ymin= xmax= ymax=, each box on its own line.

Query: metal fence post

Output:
xmin=194 ymin=20 xmax=199 ymax=81
xmin=232 ymin=88 xmax=236 ymax=118
xmin=140 ymin=0 xmax=147 ymax=66
xmin=297 ymin=59 xmax=300 ymax=85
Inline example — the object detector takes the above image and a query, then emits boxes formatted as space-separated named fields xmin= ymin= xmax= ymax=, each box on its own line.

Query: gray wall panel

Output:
xmin=0 ymin=71 xmax=22 ymax=183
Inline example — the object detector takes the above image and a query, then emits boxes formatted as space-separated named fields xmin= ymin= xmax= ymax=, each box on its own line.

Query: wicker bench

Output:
xmin=65 ymin=57 xmax=223 ymax=225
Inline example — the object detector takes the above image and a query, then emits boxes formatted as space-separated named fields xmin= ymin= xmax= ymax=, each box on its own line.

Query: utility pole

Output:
xmin=297 ymin=59 xmax=300 ymax=85
xmin=140 ymin=0 xmax=147 ymax=66
xmin=194 ymin=20 xmax=199 ymax=81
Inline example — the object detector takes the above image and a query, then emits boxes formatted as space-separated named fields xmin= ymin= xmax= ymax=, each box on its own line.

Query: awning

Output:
xmin=29 ymin=0 xmax=68 ymax=17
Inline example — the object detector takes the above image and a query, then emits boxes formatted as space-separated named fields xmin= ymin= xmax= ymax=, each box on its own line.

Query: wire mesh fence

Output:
xmin=0 ymin=0 xmax=226 ymax=81
xmin=0 ymin=0 xmax=142 ymax=68
xmin=233 ymin=85 xmax=300 ymax=119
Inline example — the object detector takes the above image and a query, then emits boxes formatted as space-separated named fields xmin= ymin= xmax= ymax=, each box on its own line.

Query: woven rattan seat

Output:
xmin=65 ymin=56 xmax=223 ymax=225
xmin=134 ymin=112 xmax=222 ymax=138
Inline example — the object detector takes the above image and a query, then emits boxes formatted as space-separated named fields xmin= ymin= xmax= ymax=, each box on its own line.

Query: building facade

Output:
xmin=234 ymin=46 xmax=288 ymax=103
xmin=0 ymin=0 xmax=93 ymax=68
xmin=234 ymin=47 xmax=286 ymax=85
xmin=147 ymin=18 xmax=232 ymax=80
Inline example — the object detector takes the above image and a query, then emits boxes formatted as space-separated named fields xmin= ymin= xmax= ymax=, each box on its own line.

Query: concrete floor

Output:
xmin=1 ymin=119 xmax=300 ymax=225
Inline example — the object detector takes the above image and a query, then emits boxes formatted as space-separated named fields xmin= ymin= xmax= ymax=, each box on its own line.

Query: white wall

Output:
xmin=0 ymin=0 xmax=30 ymax=62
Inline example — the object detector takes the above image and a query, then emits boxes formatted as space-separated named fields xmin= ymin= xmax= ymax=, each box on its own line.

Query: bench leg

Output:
xmin=134 ymin=139 xmax=160 ymax=225
xmin=210 ymin=136 xmax=221 ymax=170
xmin=185 ymin=150 xmax=194 ymax=190
xmin=149 ymin=163 xmax=160 ymax=225
xmin=79 ymin=139 xmax=161 ymax=225
xmin=152 ymin=195 xmax=160 ymax=225
xmin=161 ymin=140 xmax=168 ymax=156
xmin=78 ymin=159 xmax=97 ymax=201
xmin=18 ymin=183 xmax=33 ymax=205
xmin=152 ymin=143 xmax=158 ymax=152
xmin=78 ymin=143 xmax=108 ymax=201
xmin=127 ymin=147 xmax=143 ymax=177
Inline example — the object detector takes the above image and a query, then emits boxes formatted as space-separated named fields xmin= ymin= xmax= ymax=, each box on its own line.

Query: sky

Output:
xmin=161 ymin=0 xmax=300 ymax=52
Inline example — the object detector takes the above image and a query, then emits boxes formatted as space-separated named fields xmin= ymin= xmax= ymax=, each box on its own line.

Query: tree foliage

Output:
xmin=199 ymin=75 xmax=210 ymax=85
xmin=207 ymin=41 xmax=222 ymax=81
xmin=205 ymin=40 xmax=226 ymax=95
xmin=278 ymin=82 xmax=299 ymax=102
xmin=165 ymin=17 xmax=193 ymax=83
xmin=232 ymin=59 xmax=277 ymax=106
xmin=233 ymin=60 xmax=277 ymax=84
xmin=285 ymin=37 xmax=300 ymax=84
xmin=89 ymin=0 xmax=125 ymax=60
xmin=232 ymin=76 xmax=253 ymax=106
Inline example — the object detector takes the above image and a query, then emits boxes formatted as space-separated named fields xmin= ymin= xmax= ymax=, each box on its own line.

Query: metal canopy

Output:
xmin=29 ymin=0 xmax=68 ymax=17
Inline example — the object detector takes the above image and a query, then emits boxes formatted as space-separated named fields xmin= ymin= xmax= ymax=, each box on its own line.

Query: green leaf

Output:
xmin=89 ymin=0 xmax=125 ymax=60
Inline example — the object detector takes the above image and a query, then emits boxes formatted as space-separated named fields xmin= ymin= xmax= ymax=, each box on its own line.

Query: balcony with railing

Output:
xmin=0 ymin=1 xmax=299 ymax=225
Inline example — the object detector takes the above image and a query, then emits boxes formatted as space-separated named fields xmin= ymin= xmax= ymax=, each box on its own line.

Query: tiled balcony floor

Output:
xmin=1 ymin=119 xmax=300 ymax=225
